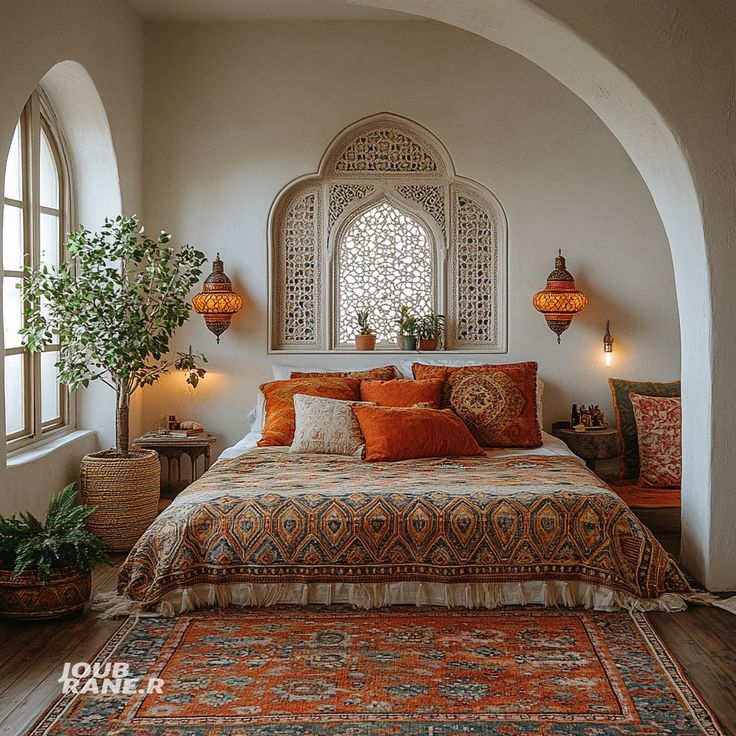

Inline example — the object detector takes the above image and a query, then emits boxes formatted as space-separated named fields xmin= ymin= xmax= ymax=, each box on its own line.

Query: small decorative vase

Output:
xmin=355 ymin=334 xmax=376 ymax=351
xmin=80 ymin=449 xmax=160 ymax=551
xmin=403 ymin=335 xmax=418 ymax=351
xmin=0 ymin=567 xmax=91 ymax=620
xmin=419 ymin=338 xmax=439 ymax=351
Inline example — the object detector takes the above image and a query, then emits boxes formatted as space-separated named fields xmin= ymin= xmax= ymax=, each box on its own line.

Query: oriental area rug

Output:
xmin=30 ymin=607 xmax=722 ymax=735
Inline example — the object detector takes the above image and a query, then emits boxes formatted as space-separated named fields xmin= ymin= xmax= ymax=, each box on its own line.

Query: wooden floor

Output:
xmin=1 ymin=517 xmax=734 ymax=736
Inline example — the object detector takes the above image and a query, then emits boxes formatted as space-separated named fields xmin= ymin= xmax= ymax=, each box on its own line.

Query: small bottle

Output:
xmin=571 ymin=404 xmax=579 ymax=426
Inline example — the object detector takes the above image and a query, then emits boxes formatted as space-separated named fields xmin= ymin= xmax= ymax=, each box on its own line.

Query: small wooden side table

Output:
xmin=133 ymin=433 xmax=217 ymax=497
xmin=551 ymin=427 xmax=618 ymax=472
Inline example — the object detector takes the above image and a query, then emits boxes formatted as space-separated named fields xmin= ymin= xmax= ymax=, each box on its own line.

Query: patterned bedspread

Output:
xmin=118 ymin=450 xmax=689 ymax=607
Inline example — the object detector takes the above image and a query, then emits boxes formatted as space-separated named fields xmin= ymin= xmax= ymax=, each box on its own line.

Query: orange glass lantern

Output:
xmin=192 ymin=254 xmax=243 ymax=343
xmin=532 ymin=250 xmax=588 ymax=343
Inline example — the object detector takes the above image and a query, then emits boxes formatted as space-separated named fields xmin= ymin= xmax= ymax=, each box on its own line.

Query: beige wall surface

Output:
xmin=0 ymin=0 xmax=144 ymax=517
xmin=140 ymin=21 xmax=680 ymax=454
xmin=352 ymin=0 xmax=736 ymax=589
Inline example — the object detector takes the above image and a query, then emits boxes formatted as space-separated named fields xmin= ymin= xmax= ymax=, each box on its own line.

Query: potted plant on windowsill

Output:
xmin=0 ymin=483 xmax=110 ymax=620
xmin=395 ymin=305 xmax=418 ymax=351
xmin=354 ymin=310 xmax=377 ymax=350
xmin=417 ymin=312 xmax=445 ymax=351
xmin=21 ymin=215 xmax=206 ymax=551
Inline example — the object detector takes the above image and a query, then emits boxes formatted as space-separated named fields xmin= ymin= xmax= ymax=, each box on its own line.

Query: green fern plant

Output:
xmin=0 ymin=483 xmax=110 ymax=582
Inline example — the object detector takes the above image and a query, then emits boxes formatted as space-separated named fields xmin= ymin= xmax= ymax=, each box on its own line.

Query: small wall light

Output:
xmin=603 ymin=321 xmax=614 ymax=367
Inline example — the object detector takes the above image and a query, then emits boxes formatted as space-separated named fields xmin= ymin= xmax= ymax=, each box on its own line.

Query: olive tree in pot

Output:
xmin=0 ymin=483 xmax=110 ymax=619
xmin=21 ymin=215 xmax=206 ymax=551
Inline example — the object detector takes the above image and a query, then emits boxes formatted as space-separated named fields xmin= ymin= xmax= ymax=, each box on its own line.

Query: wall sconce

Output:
xmin=532 ymin=250 xmax=589 ymax=343
xmin=603 ymin=321 xmax=614 ymax=367
xmin=192 ymin=254 xmax=243 ymax=343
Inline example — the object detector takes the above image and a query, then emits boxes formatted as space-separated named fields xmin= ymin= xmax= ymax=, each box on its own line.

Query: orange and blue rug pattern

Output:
xmin=31 ymin=607 xmax=722 ymax=735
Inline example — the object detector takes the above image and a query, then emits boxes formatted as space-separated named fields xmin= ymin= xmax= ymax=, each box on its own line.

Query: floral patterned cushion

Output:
xmin=630 ymin=394 xmax=682 ymax=488
xmin=258 ymin=377 xmax=361 ymax=447
xmin=608 ymin=378 xmax=680 ymax=479
xmin=290 ymin=395 xmax=371 ymax=456
xmin=414 ymin=362 xmax=541 ymax=448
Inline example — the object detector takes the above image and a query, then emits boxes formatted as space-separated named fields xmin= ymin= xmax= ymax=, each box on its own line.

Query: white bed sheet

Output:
xmin=218 ymin=430 xmax=579 ymax=462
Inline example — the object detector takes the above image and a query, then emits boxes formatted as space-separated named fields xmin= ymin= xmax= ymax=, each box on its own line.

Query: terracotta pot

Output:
xmin=80 ymin=449 xmax=160 ymax=552
xmin=0 ymin=567 xmax=91 ymax=620
xmin=354 ymin=334 xmax=377 ymax=351
xmin=419 ymin=338 xmax=439 ymax=351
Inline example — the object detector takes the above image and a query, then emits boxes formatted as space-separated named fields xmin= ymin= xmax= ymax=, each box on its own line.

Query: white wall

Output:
xmin=360 ymin=0 xmax=736 ymax=592
xmin=0 ymin=0 xmax=144 ymax=517
xmin=141 ymin=20 xmax=680 ymax=454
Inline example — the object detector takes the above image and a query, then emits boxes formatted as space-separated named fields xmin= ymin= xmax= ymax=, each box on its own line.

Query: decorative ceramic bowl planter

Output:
xmin=419 ymin=338 xmax=439 ymax=351
xmin=402 ymin=335 xmax=418 ymax=351
xmin=354 ymin=334 xmax=377 ymax=351
xmin=0 ymin=567 xmax=91 ymax=620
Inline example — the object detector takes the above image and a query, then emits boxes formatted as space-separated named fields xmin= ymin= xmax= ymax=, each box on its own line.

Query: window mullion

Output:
xmin=29 ymin=91 xmax=42 ymax=442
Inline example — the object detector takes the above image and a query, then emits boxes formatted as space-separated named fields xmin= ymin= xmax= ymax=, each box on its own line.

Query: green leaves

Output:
xmin=0 ymin=483 xmax=111 ymax=582
xmin=20 ymin=215 xmax=208 ymax=453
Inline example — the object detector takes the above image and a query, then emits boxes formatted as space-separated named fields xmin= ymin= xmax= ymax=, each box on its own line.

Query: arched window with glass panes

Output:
xmin=269 ymin=114 xmax=507 ymax=353
xmin=3 ymin=88 xmax=72 ymax=448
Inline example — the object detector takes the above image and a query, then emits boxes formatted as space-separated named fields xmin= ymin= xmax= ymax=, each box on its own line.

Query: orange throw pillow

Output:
xmin=413 ymin=362 xmax=541 ymax=448
xmin=259 ymin=377 xmax=361 ymax=446
xmin=360 ymin=378 xmax=443 ymax=408
xmin=351 ymin=405 xmax=483 ymax=462
xmin=290 ymin=366 xmax=399 ymax=380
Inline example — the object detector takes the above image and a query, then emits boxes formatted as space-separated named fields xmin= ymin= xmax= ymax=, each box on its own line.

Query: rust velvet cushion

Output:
xmin=412 ymin=361 xmax=542 ymax=448
xmin=258 ymin=377 xmax=361 ymax=446
xmin=351 ymin=405 xmax=484 ymax=462
xmin=359 ymin=378 xmax=444 ymax=408
xmin=290 ymin=366 xmax=399 ymax=380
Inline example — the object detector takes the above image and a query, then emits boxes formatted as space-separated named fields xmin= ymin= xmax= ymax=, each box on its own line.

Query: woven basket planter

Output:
xmin=0 ymin=567 xmax=91 ymax=620
xmin=80 ymin=449 xmax=160 ymax=552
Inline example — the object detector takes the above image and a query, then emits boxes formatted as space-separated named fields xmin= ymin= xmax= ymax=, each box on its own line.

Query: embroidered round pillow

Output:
xmin=444 ymin=362 xmax=542 ymax=448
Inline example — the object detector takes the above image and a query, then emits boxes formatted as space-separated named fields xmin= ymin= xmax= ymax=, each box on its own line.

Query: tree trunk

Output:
xmin=116 ymin=403 xmax=130 ymax=458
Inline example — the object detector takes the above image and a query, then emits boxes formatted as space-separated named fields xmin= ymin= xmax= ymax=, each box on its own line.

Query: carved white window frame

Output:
xmin=268 ymin=113 xmax=508 ymax=353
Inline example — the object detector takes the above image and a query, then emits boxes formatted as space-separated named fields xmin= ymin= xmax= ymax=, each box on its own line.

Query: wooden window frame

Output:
xmin=3 ymin=88 xmax=75 ymax=452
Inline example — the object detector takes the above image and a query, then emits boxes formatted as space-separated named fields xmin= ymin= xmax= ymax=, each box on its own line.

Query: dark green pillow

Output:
xmin=608 ymin=378 xmax=681 ymax=479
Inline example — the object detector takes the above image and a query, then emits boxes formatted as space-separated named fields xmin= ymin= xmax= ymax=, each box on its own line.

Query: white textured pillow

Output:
xmin=290 ymin=395 xmax=371 ymax=456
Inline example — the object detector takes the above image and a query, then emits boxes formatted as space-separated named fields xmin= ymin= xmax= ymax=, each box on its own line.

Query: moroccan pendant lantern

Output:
xmin=532 ymin=250 xmax=588 ymax=343
xmin=192 ymin=254 xmax=243 ymax=343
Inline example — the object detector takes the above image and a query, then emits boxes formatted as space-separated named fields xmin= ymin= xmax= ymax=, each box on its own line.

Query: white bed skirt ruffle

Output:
xmin=94 ymin=579 xmax=687 ymax=618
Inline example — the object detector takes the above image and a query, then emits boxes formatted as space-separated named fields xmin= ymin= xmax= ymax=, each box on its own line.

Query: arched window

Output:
xmin=3 ymin=88 xmax=72 ymax=448
xmin=336 ymin=200 xmax=434 ymax=346
xmin=270 ymin=114 xmax=507 ymax=353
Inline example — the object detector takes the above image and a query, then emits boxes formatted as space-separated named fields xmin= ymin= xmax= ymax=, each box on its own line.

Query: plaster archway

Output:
xmin=38 ymin=60 xmax=124 ymax=453
xmin=39 ymin=60 xmax=122 ymax=228
xmin=354 ymin=0 xmax=724 ymax=587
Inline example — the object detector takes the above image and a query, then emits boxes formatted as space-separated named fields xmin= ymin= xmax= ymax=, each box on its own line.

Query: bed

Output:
xmin=113 ymin=431 xmax=690 ymax=617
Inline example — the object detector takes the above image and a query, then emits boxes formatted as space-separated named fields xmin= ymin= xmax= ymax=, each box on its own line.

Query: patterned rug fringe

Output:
xmin=93 ymin=580 xmax=688 ymax=618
